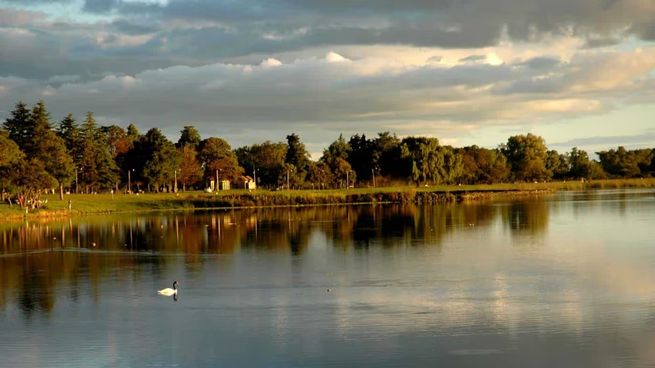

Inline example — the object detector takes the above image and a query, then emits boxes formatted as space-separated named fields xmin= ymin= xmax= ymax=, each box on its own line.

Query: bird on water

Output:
xmin=158 ymin=281 xmax=178 ymax=296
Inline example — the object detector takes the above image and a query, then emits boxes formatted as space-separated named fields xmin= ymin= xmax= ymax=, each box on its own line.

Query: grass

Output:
xmin=1 ymin=178 xmax=654 ymax=221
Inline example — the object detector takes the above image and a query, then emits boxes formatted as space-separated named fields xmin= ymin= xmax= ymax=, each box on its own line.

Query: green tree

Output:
xmin=12 ymin=159 xmax=56 ymax=210
xmin=373 ymin=132 xmax=403 ymax=178
xmin=321 ymin=134 xmax=355 ymax=187
xmin=348 ymin=134 xmax=375 ymax=182
xmin=2 ymin=101 xmax=32 ymax=151
xmin=401 ymin=136 xmax=455 ymax=185
xmin=501 ymin=133 xmax=551 ymax=181
xmin=0 ymin=132 xmax=25 ymax=201
xmin=29 ymin=101 xmax=75 ymax=199
xmin=199 ymin=137 xmax=243 ymax=184
xmin=597 ymin=146 xmax=641 ymax=178
xmin=58 ymin=114 xmax=79 ymax=151
xmin=307 ymin=161 xmax=333 ymax=189
xmin=126 ymin=123 xmax=140 ymax=140
xmin=139 ymin=128 xmax=182 ymax=192
xmin=436 ymin=146 xmax=464 ymax=184
xmin=546 ymin=150 xmax=569 ymax=179
xmin=458 ymin=146 xmax=510 ymax=184
xmin=284 ymin=133 xmax=311 ymax=186
xmin=178 ymin=126 xmax=202 ymax=148
xmin=78 ymin=112 xmax=119 ymax=192
xmin=58 ymin=113 xmax=82 ymax=163
xmin=235 ymin=141 xmax=287 ymax=188
xmin=568 ymin=147 xmax=593 ymax=179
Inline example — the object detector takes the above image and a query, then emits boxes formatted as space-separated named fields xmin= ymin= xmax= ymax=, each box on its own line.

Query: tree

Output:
xmin=78 ymin=112 xmax=119 ymax=192
xmin=501 ymin=133 xmax=550 ymax=181
xmin=235 ymin=141 xmax=287 ymax=188
xmin=348 ymin=134 xmax=375 ymax=182
xmin=58 ymin=113 xmax=82 ymax=162
xmin=126 ymin=123 xmax=140 ymax=140
xmin=400 ymin=136 xmax=448 ymax=185
xmin=101 ymin=125 xmax=133 ymax=158
xmin=199 ymin=137 xmax=243 ymax=184
xmin=597 ymin=146 xmax=641 ymax=178
xmin=546 ymin=150 xmax=569 ymax=180
xmin=139 ymin=128 xmax=182 ymax=191
xmin=284 ymin=133 xmax=311 ymax=186
xmin=457 ymin=146 xmax=510 ymax=184
xmin=11 ymin=159 xmax=56 ymax=210
xmin=178 ymin=126 xmax=202 ymax=148
xmin=568 ymin=147 xmax=593 ymax=179
xmin=0 ymin=132 xmax=25 ymax=201
xmin=178 ymin=145 xmax=202 ymax=191
xmin=2 ymin=101 xmax=32 ymax=150
xmin=436 ymin=146 xmax=464 ymax=184
xmin=307 ymin=161 xmax=333 ymax=189
xmin=321 ymin=134 xmax=355 ymax=187
xmin=373 ymin=132 xmax=403 ymax=179
xmin=29 ymin=101 xmax=75 ymax=199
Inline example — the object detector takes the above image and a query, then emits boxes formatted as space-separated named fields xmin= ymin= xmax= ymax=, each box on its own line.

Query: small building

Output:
xmin=219 ymin=180 xmax=231 ymax=191
xmin=209 ymin=179 xmax=231 ymax=191
xmin=241 ymin=176 xmax=256 ymax=190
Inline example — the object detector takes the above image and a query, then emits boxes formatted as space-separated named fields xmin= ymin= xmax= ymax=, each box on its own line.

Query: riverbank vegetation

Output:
xmin=1 ymin=179 xmax=654 ymax=220
xmin=2 ymin=100 xmax=655 ymax=213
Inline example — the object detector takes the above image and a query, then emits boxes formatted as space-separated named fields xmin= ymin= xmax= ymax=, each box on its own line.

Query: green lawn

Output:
xmin=1 ymin=178 xmax=654 ymax=220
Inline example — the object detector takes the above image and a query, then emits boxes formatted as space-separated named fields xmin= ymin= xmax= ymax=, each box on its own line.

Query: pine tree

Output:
xmin=2 ymin=101 xmax=32 ymax=151
xmin=29 ymin=101 xmax=75 ymax=199
xmin=58 ymin=113 xmax=81 ymax=161
xmin=78 ymin=112 xmax=119 ymax=192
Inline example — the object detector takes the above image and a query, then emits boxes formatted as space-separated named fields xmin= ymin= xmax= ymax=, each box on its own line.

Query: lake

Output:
xmin=1 ymin=189 xmax=655 ymax=367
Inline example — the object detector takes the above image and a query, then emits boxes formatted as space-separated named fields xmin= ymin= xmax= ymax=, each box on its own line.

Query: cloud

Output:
xmin=551 ymin=131 xmax=655 ymax=149
xmin=1 ymin=47 xmax=653 ymax=153
xmin=2 ymin=0 xmax=655 ymax=83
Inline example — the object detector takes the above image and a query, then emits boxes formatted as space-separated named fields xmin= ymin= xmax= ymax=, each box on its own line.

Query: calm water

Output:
xmin=1 ymin=189 xmax=655 ymax=367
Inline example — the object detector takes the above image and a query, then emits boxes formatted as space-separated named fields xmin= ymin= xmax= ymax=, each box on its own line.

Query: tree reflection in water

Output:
xmin=0 ymin=199 xmax=550 ymax=316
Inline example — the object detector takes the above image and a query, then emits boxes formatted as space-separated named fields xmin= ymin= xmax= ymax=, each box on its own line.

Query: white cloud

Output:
xmin=1 ymin=45 xmax=654 ymax=153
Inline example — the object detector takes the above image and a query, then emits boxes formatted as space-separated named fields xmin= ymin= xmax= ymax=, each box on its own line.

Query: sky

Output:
xmin=0 ymin=0 xmax=654 ymax=158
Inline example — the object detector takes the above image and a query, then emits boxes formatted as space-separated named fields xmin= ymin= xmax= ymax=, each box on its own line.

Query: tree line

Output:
xmin=1 ymin=100 xmax=654 ymax=207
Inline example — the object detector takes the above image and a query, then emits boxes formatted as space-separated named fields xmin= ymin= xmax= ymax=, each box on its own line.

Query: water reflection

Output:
xmin=1 ymin=190 xmax=655 ymax=367
xmin=0 ymin=201 xmax=547 ymax=313
xmin=0 ymin=201 xmax=547 ymax=256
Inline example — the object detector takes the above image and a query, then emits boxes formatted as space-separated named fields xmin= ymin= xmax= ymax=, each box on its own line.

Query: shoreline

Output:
xmin=1 ymin=178 xmax=654 ymax=222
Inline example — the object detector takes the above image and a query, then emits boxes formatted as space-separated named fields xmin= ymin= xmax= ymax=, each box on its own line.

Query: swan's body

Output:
xmin=158 ymin=281 xmax=178 ymax=296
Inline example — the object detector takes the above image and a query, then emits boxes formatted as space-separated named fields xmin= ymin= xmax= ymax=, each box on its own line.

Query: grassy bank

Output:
xmin=1 ymin=178 xmax=654 ymax=221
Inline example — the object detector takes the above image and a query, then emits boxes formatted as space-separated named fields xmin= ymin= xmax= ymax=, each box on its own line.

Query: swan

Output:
xmin=158 ymin=281 xmax=178 ymax=296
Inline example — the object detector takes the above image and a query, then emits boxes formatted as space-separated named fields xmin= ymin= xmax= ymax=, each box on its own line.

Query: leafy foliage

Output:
xmin=199 ymin=137 xmax=243 ymax=182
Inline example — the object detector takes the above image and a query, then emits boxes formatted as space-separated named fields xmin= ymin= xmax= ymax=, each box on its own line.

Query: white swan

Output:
xmin=158 ymin=281 xmax=178 ymax=296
